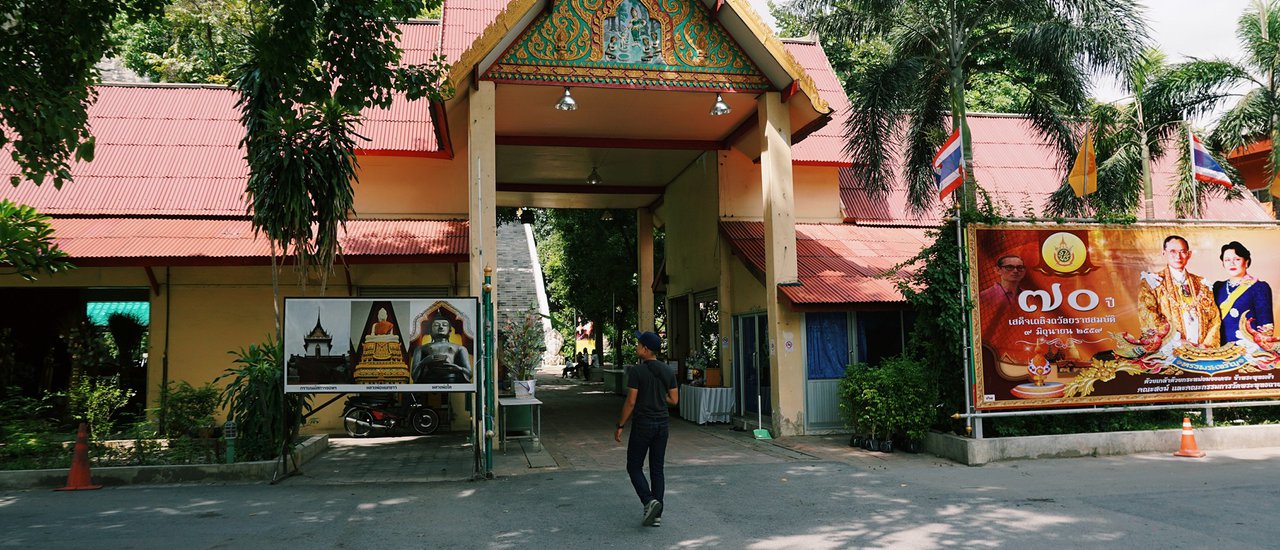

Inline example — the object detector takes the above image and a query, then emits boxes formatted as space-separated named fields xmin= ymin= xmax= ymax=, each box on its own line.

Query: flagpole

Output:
xmin=952 ymin=122 xmax=979 ymax=438
xmin=1189 ymin=123 xmax=1200 ymax=218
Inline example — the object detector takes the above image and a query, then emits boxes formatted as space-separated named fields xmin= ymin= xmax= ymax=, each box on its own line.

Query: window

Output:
xmin=805 ymin=312 xmax=848 ymax=379
xmin=856 ymin=311 xmax=908 ymax=365
xmin=356 ymin=286 xmax=450 ymax=298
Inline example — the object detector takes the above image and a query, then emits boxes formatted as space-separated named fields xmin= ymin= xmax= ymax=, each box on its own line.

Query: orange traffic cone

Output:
xmin=1173 ymin=417 xmax=1206 ymax=458
xmin=56 ymin=423 xmax=102 ymax=491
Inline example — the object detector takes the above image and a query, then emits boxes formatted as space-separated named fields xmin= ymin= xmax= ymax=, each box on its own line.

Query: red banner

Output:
xmin=969 ymin=224 xmax=1280 ymax=409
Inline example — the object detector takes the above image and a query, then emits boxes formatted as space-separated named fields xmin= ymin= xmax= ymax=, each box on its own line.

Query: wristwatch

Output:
xmin=616 ymin=424 xmax=625 ymax=429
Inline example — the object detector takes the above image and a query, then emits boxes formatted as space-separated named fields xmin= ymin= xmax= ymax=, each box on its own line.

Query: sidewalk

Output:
xmin=292 ymin=365 xmax=949 ymax=485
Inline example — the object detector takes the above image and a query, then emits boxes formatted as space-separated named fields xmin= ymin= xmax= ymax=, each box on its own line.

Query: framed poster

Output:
xmin=970 ymin=224 xmax=1280 ymax=409
xmin=283 ymin=297 xmax=479 ymax=393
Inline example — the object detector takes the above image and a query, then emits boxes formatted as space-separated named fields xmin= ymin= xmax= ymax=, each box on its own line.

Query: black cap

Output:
xmin=634 ymin=331 xmax=661 ymax=352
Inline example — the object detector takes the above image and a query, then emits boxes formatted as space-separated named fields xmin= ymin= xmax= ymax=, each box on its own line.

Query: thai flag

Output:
xmin=933 ymin=128 xmax=965 ymax=200
xmin=1190 ymin=131 xmax=1232 ymax=188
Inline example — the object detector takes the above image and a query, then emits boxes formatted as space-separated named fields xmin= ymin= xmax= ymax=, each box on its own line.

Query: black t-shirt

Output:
xmin=627 ymin=359 xmax=677 ymax=420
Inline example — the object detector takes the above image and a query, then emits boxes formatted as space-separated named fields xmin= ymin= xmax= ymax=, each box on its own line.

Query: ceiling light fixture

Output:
xmin=555 ymin=86 xmax=577 ymax=111
xmin=586 ymin=166 xmax=603 ymax=185
xmin=710 ymin=92 xmax=731 ymax=116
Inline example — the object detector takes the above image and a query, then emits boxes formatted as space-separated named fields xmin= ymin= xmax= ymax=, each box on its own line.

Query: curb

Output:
xmin=0 ymin=435 xmax=329 ymax=490
xmin=926 ymin=424 xmax=1280 ymax=465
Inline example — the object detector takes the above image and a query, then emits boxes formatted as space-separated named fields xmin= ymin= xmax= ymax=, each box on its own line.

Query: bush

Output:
xmin=66 ymin=375 xmax=135 ymax=441
xmin=838 ymin=356 xmax=935 ymax=442
xmin=0 ymin=388 xmax=70 ymax=470
xmin=499 ymin=305 xmax=545 ymax=380
xmin=157 ymin=381 xmax=220 ymax=438
xmin=219 ymin=338 xmax=310 ymax=461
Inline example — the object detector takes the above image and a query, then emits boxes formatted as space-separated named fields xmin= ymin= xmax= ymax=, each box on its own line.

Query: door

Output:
xmin=734 ymin=313 xmax=771 ymax=416
xmin=804 ymin=312 xmax=850 ymax=430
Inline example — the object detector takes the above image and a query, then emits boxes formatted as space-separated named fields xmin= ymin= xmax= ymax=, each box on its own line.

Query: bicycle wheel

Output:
xmin=410 ymin=408 xmax=440 ymax=435
xmin=343 ymin=408 xmax=374 ymax=437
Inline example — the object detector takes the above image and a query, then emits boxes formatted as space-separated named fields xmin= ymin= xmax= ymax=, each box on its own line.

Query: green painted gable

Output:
xmin=485 ymin=0 xmax=770 ymax=91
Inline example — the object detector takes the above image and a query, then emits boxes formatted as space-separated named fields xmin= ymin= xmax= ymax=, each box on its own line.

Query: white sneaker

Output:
xmin=642 ymin=499 xmax=662 ymax=526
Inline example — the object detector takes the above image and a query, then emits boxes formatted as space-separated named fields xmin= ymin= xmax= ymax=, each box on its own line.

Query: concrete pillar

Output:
xmin=758 ymin=91 xmax=804 ymax=436
xmin=717 ymin=234 xmax=734 ymax=377
xmin=468 ymin=81 xmax=498 ymax=433
xmin=637 ymin=208 xmax=655 ymax=332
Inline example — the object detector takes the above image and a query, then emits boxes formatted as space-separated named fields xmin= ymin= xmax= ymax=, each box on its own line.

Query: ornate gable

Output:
xmin=484 ymin=0 xmax=770 ymax=91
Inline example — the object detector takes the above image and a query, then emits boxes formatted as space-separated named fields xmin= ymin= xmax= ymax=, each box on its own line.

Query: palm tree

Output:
xmin=1207 ymin=0 xmax=1280 ymax=217
xmin=1047 ymin=49 xmax=1246 ymax=219
xmin=789 ymin=0 xmax=1147 ymax=212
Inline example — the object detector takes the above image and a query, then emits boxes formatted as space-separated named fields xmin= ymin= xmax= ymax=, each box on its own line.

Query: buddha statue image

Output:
xmin=353 ymin=304 xmax=411 ymax=384
xmin=412 ymin=310 xmax=472 ymax=384
xmin=368 ymin=308 xmax=397 ymax=340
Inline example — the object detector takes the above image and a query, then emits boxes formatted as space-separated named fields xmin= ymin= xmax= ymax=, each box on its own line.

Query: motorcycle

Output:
xmin=342 ymin=393 xmax=440 ymax=437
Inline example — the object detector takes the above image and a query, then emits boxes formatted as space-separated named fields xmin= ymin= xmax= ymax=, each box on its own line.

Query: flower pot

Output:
xmin=514 ymin=379 xmax=536 ymax=399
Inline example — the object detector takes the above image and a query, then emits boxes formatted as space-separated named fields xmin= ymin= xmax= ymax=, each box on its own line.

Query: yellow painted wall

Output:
xmin=718 ymin=150 xmax=843 ymax=222
xmin=660 ymin=152 xmax=721 ymax=298
xmin=728 ymin=259 xmax=766 ymax=315
xmin=1 ymin=267 xmax=150 ymax=288
xmin=355 ymin=155 xmax=469 ymax=217
xmin=1 ymin=262 xmax=464 ymax=435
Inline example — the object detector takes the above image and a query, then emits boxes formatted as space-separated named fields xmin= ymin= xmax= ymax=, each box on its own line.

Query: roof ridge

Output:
xmin=95 ymin=82 xmax=232 ymax=90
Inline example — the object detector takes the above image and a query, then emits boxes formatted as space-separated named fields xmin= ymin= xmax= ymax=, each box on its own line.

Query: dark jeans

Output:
xmin=626 ymin=417 xmax=669 ymax=512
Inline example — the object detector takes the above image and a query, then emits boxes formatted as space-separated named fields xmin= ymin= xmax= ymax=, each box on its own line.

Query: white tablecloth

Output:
xmin=679 ymin=385 xmax=736 ymax=424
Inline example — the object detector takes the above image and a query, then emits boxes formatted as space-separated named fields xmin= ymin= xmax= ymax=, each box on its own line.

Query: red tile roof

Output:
xmin=840 ymin=113 xmax=1275 ymax=223
xmin=440 ymin=0 xmax=509 ymax=64
xmin=48 ymin=218 xmax=468 ymax=265
xmin=1 ymin=21 xmax=445 ymax=214
xmin=783 ymin=39 xmax=852 ymax=167
xmin=722 ymin=221 xmax=931 ymax=305
xmin=358 ymin=21 xmax=443 ymax=153
xmin=1 ymin=86 xmax=248 ymax=216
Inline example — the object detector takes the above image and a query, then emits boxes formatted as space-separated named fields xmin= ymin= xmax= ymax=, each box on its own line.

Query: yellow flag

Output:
xmin=1067 ymin=130 xmax=1097 ymax=197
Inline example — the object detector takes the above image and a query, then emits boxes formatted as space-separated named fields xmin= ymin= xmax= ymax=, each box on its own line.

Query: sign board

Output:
xmin=969 ymin=224 xmax=1280 ymax=409
xmin=283 ymin=297 xmax=478 ymax=393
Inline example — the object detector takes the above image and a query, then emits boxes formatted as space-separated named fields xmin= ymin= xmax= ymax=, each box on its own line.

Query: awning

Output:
xmin=48 ymin=218 xmax=469 ymax=266
xmin=721 ymin=221 xmax=932 ymax=308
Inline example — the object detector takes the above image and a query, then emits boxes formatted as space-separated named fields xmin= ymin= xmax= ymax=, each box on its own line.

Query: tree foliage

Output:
xmin=787 ymin=0 xmax=1147 ymax=213
xmin=771 ymin=1 xmax=1029 ymax=113
xmin=1047 ymin=49 xmax=1247 ymax=219
xmin=1 ymin=0 xmax=167 ymax=188
xmin=895 ymin=205 xmax=1003 ymax=429
xmin=232 ymin=0 xmax=453 ymax=310
xmin=534 ymin=209 xmax=649 ymax=363
xmin=1203 ymin=0 xmax=1280 ymax=216
xmin=0 ymin=199 xmax=74 ymax=280
xmin=115 ymin=0 xmax=256 ymax=84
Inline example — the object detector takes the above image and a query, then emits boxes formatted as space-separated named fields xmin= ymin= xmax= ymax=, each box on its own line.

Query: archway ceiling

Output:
xmin=494 ymin=83 xmax=745 ymax=209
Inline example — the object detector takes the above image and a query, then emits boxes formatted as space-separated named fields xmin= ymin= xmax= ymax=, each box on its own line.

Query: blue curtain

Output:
xmin=806 ymin=312 xmax=848 ymax=379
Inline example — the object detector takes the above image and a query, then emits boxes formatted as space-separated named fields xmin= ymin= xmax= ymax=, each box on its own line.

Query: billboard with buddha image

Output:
xmin=283 ymin=297 xmax=478 ymax=393
xmin=969 ymin=225 xmax=1280 ymax=410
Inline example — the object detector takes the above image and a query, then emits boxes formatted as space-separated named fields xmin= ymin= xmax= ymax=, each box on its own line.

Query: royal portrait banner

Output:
xmin=969 ymin=224 xmax=1280 ymax=410
xmin=283 ymin=297 xmax=479 ymax=393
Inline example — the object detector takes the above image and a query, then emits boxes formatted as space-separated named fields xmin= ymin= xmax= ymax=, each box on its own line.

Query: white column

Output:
xmin=758 ymin=91 xmax=803 ymax=436
xmin=468 ymin=81 xmax=497 ymax=434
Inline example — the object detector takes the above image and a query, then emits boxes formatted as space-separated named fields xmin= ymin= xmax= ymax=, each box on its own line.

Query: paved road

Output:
xmin=6 ymin=445 xmax=1278 ymax=549
xmin=9 ymin=376 xmax=1278 ymax=548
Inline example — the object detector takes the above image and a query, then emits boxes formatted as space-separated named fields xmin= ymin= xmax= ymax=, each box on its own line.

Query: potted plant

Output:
xmin=499 ymin=305 xmax=545 ymax=398
xmin=838 ymin=355 xmax=935 ymax=453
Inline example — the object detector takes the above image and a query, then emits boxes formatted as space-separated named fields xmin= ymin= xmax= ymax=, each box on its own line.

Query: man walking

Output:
xmin=614 ymin=331 xmax=678 ymax=527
